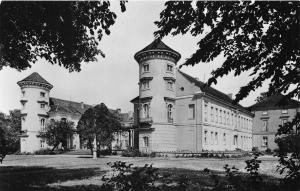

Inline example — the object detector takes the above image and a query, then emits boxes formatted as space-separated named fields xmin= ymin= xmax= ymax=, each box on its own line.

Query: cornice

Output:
xmin=17 ymin=81 xmax=53 ymax=91
xmin=37 ymin=113 xmax=49 ymax=118
xmin=37 ymin=100 xmax=48 ymax=104
xmin=135 ymin=50 xmax=180 ymax=64
xmin=163 ymin=77 xmax=176 ymax=82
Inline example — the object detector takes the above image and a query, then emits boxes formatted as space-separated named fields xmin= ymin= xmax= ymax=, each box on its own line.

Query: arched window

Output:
xmin=40 ymin=118 xmax=45 ymax=130
xmin=167 ymin=104 xmax=173 ymax=122
xmin=143 ymin=104 xmax=149 ymax=118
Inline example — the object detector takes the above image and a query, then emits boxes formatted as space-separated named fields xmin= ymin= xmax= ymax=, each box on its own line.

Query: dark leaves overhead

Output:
xmin=155 ymin=1 xmax=299 ymax=102
xmin=0 ymin=1 xmax=126 ymax=72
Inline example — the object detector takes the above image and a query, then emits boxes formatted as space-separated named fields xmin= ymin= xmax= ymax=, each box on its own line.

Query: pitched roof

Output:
xmin=249 ymin=94 xmax=300 ymax=111
xmin=178 ymin=70 xmax=252 ymax=116
xmin=134 ymin=39 xmax=181 ymax=61
xmin=18 ymin=72 xmax=52 ymax=86
xmin=49 ymin=97 xmax=92 ymax=117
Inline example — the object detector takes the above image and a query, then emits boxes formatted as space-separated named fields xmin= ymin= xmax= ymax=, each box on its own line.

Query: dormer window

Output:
xmin=143 ymin=64 xmax=149 ymax=72
xmin=40 ymin=92 xmax=45 ymax=97
xmin=167 ymin=64 xmax=173 ymax=72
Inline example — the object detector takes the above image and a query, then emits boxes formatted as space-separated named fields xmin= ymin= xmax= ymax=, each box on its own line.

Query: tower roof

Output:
xmin=134 ymin=39 xmax=181 ymax=63
xmin=17 ymin=72 xmax=53 ymax=89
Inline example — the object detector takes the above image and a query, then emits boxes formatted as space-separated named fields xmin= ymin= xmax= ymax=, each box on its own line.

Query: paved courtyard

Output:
xmin=0 ymin=154 xmax=280 ymax=190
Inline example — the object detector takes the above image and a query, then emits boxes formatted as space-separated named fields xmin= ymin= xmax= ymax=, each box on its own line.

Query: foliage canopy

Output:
xmin=155 ymin=1 xmax=299 ymax=102
xmin=0 ymin=1 xmax=126 ymax=72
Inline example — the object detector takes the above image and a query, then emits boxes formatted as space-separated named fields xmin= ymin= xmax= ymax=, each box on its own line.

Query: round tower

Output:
xmin=17 ymin=72 xmax=53 ymax=153
xmin=134 ymin=39 xmax=181 ymax=152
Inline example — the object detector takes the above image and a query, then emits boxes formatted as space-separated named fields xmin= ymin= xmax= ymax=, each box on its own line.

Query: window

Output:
xmin=227 ymin=112 xmax=230 ymax=125
xmin=167 ymin=64 xmax=173 ymax=72
xmin=143 ymin=136 xmax=149 ymax=147
xmin=215 ymin=132 xmax=218 ymax=145
xmin=262 ymin=136 xmax=268 ymax=147
xmin=143 ymin=104 xmax=150 ymax=118
xmin=223 ymin=133 xmax=226 ymax=145
xmin=40 ymin=140 xmax=45 ymax=148
xmin=281 ymin=110 xmax=288 ymax=114
xmin=262 ymin=111 xmax=268 ymax=115
xmin=219 ymin=110 xmax=222 ymax=124
xmin=143 ymin=64 xmax=149 ymax=72
xmin=167 ymin=104 xmax=173 ymax=122
xmin=223 ymin=111 xmax=226 ymax=124
xmin=40 ymin=92 xmax=45 ymax=97
xmin=188 ymin=104 xmax=195 ymax=119
xmin=204 ymin=131 xmax=208 ymax=145
xmin=282 ymin=119 xmax=287 ymax=126
xmin=22 ymin=117 xmax=26 ymax=122
xmin=211 ymin=132 xmax=214 ymax=145
xmin=262 ymin=120 xmax=268 ymax=131
xmin=21 ymin=102 xmax=26 ymax=109
xmin=211 ymin=107 xmax=214 ymax=122
xmin=142 ymin=81 xmax=150 ymax=90
xmin=40 ymin=103 xmax=45 ymax=109
xmin=234 ymin=135 xmax=238 ymax=145
xmin=204 ymin=104 xmax=208 ymax=122
xmin=215 ymin=108 xmax=218 ymax=123
xmin=167 ymin=81 xmax=174 ymax=90
xmin=22 ymin=90 xmax=25 ymax=97
xmin=40 ymin=118 xmax=45 ymax=130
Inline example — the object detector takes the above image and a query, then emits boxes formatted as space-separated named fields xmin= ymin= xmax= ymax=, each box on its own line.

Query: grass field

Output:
xmin=0 ymin=154 xmax=281 ymax=191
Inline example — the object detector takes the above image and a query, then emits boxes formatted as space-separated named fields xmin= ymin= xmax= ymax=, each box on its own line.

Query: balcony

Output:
xmin=139 ymin=117 xmax=153 ymax=124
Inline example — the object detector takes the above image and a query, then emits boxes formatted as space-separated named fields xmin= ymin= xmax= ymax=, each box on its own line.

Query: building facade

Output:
xmin=17 ymin=73 xmax=133 ymax=153
xmin=249 ymin=94 xmax=300 ymax=151
xmin=131 ymin=39 xmax=254 ymax=153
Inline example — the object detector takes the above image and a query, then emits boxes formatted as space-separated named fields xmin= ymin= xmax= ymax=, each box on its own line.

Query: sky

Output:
xmin=0 ymin=1 xmax=269 ymax=114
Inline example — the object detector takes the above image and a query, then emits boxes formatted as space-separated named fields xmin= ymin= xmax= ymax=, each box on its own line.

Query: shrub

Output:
xmin=122 ymin=146 xmax=140 ymax=157
xmin=101 ymin=161 xmax=189 ymax=191
xmin=265 ymin=148 xmax=272 ymax=154
xmin=34 ymin=148 xmax=54 ymax=155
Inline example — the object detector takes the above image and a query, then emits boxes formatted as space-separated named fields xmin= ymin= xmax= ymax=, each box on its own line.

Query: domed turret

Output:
xmin=17 ymin=72 xmax=53 ymax=153
xmin=134 ymin=39 xmax=181 ymax=153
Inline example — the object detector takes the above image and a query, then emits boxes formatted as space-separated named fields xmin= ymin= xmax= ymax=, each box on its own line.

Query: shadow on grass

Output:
xmin=157 ymin=168 xmax=283 ymax=191
xmin=0 ymin=166 xmax=106 ymax=191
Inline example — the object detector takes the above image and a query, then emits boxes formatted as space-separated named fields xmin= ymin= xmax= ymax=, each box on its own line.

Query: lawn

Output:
xmin=0 ymin=154 xmax=281 ymax=191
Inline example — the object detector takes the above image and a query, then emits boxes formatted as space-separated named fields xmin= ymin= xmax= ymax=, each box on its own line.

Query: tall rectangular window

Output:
xmin=204 ymin=104 xmax=208 ymax=122
xmin=215 ymin=132 xmax=218 ymax=145
xmin=142 ymin=81 xmax=150 ymax=90
xmin=143 ymin=64 xmax=149 ymax=72
xmin=40 ymin=118 xmax=45 ymax=130
xmin=219 ymin=110 xmax=222 ymax=124
xmin=40 ymin=103 xmax=45 ymax=109
xmin=211 ymin=132 xmax=214 ymax=145
xmin=143 ymin=136 xmax=149 ymax=147
xmin=223 ymin=133 xmax=226 ymax=145
xmin=22 ymin=90 xmax=25 ymax=97
xmin=188 ymin=104 xmax=195 ymax=119
xmin=262 ymin=136 xmax=268 ymax=147
xmin=262 ymin=120 xmax=268 ymax=131
xmin=282 ymin=119 xmax=287 ymax=126
xmin=215 ymin=108 xmax=218 ymax=123
xmin=211 ymin=107 xmax=214 ymax=122
xmin=204 ymin=131 xmax=208 ymax=145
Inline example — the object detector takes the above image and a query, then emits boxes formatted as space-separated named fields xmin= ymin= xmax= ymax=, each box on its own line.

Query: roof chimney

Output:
xmin=227 ymin=93 xmax=233 ymax=99
xmin=80 ymin=102 xmax=84 ymax=109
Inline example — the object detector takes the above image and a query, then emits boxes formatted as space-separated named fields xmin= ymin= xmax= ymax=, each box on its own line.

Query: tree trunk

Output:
xmin=93 ymin=134 xmax=97 ymax=159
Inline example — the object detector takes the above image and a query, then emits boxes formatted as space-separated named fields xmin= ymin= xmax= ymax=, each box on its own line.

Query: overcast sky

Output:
xmin=0 ymin=1 xmax=269 ymax=114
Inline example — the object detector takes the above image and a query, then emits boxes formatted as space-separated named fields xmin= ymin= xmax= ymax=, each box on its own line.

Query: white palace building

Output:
xmin=130 ymin=39 xmax=254 ymax=153
xmin=17 ymin=39 xmax=254 ymax=153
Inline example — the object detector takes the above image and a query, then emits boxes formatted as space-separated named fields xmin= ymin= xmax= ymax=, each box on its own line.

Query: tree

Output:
xmin=275 ymin=113 xmax=300 ymax=188
xmin=77 ymin=103 xmax=121 ymax=158
xmin=155 ymin=1 xmax=299 ymax=102
xmin=254 ymin=92 xmax=268 ymax=103
xmin=0 ymin=110 xmax=21 ymax=162
xmin=38 ymin=119 xmax=75 ymax=151
xmin=0 ymin=1 xmax=126 ymax=72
